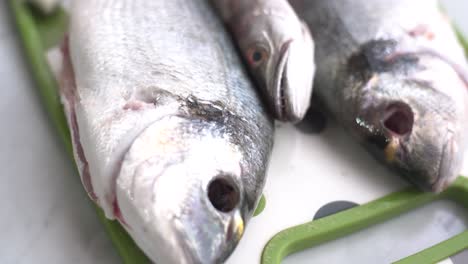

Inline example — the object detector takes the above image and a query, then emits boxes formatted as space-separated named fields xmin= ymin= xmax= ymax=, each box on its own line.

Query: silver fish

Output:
xmin=211 ymin=0 xmax=315 ymax=122
xmin=291 ymin=0 xmax=468 ymax=192
xmin=59 ymin=0 xmax=274 ymax=263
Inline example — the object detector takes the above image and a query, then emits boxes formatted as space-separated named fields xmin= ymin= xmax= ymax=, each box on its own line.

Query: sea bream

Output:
xmin=290 ymin=0 xmax=468 ymax=192
xmin=211 ymin=0 xmax=315 ymax=122
xmin=59 ymin=0 xmax=274 ymax=263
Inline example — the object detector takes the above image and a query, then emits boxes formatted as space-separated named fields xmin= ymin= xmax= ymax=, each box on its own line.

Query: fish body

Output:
xmin=212 ymin=0 xmax=315 ymax=122
xmin=60 ymin=0 xmax=274 ymax=263
xmin=291 ymin=0 xmax=468 ymax=192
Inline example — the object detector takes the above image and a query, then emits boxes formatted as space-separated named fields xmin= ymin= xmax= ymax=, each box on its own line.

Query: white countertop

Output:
xmin=1 ymin=1 xmax=468 ymax=264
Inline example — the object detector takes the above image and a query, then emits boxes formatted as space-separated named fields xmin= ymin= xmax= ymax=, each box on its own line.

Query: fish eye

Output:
xmin=252 ymin=51 xmax=263 ymax=62
xmin=247 ymin=45 xmax=269 ymax=67
xmin=207 ymin=175 xmax=240 ymax=213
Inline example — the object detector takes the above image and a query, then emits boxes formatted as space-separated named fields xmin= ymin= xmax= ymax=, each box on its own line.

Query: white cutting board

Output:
xmin=1 ymin=1 xmax=468 ymax=264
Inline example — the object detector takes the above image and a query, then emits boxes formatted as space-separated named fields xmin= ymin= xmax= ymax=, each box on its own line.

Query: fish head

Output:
xmin=348 ymin=59 xmax=468 ymax=192
xmin=116 ymin=117 xmax=248 ymax=263
xmin=238 ymin=14 xmax=315 ymax=122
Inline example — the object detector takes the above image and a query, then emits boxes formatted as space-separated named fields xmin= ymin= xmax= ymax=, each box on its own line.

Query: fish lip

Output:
xmin=272 ymin=36 xmax=314 ymax=123
xmin=406 ymin=131 xmax=455 ymax=193
xmin=384 ymin=131 xmax=453 ymax=193
xmin=431 ymin=132 xmax=455 ymax=192
xmin=273 ymin=40 xmax=294 ymax=122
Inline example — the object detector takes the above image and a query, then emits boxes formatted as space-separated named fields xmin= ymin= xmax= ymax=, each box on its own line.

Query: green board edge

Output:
xmin=394 ymin=230 xmax=468 ymax=264
xmin=254 ymin=195 xmax=267 ymax=217
xmin=9 ymin=0 xmax=72 ymax=156
xmin=261 ymin=177 xmax=468 ymax=264
xmin=455 ymin=26 xmax=468 ymax=57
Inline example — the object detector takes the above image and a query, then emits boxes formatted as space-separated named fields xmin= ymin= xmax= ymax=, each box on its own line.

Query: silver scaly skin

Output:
xmin=60 ymin=0 xmax=274 ymax=263
xmin=291 ymin=0 xmax=468 ymax=192
xmin=212 ymin=0 xmax=315 ymax=122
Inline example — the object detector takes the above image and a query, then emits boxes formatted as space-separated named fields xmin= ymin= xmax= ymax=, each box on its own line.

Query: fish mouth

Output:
xmin=397 ymin=131 xmax=457 ymax=193
xmin=272 ymin=38 xmax=314 ymax=122
xmin=431 ymin=132 xmax=456 ymax=192
xmin=273 ymin=40 xmax=294 ymax=122
xmin=115 ymin=117 xmax=247 ymax=263
xmin=379 ymin=102 xmax=457 ymax=192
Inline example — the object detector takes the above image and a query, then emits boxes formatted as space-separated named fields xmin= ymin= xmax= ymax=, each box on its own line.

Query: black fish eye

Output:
xmin=252 ymin=50 xmax=263 ymax=62
xmin=207 ymin=176 xmax=240 ymax=213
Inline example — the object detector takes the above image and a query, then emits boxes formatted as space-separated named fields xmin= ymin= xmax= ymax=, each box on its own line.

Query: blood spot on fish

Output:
xmin=68 ymin=93 xmax=98 ymax=202
xmin=123 ymin=100 xmax=146 ymax=111
xmin=113 ymin=199 xmax=129 ymax=228
xmin=408 ymin=25 xmax=435 ymax=40
xmin=60 ymin=37 xmax=98 ymax=203
xmin=207 ymin=176 xmax=240 ymax=213
xmin=59 ymin=35 xmax=77 ymax=101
